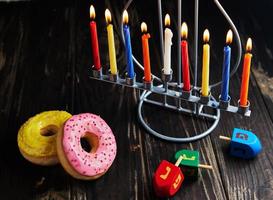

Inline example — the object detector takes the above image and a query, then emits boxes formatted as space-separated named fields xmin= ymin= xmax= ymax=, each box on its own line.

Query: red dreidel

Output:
xmin=153 ymin=156 xmax=184 ymax=198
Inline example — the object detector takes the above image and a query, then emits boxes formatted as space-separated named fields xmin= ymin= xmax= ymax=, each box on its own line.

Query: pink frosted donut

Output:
xmin=57 ymin=113 xmax=117 ymax=180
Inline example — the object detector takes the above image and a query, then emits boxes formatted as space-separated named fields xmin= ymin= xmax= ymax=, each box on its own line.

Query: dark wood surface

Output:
xmin=0 ymin=0 xmax=273 ymax=199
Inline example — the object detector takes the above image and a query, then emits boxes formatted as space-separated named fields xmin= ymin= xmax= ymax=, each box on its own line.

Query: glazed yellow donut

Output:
xmin=17 ymin=111 xmax=72 ymax=166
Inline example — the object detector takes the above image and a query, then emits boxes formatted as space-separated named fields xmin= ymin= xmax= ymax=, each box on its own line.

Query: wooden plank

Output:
xmin=0 ymin=3 xmax=76 ymax=199
xmin=210 ymin=74 xmax=273 ymax=200
xmin=0 ymin=5 xmax=34 ymax=200
xmin=205 ymin=1 xmax=273 ymax=199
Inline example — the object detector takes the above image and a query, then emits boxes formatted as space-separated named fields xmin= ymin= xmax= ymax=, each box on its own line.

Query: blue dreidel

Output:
xmin=219 ymin=128 xmax=262 ymax=159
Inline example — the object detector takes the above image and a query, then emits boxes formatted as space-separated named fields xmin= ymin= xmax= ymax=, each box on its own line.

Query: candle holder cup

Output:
xmin=199 ymin=90 xmax=211 ymax=104
xmin=161 ymin=70 xmax=173 ymax=83
xmin=238 ymin=100 xmax=250 ymax=115
xmin=181 ymin=87 xmax=192 ymax=99
xmin=109 ymin=70 xmax=119 ymax=82
xmin=91 ymin=66 xmax=103 ymax=78
xmin=219 ymin=95 xmax=231 ymax=109
xmin=161 ymin=70 xmax=173 ymax=93
xmin=125 ymin=73 xmax=136 ymax=86
xmin=142 ymin=77 xmax=153 ymax=90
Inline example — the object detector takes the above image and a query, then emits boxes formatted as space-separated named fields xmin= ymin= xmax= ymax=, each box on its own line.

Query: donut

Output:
xmin=17 ymin=111 xmax=72 ymax=166
xmin=56 ymin=113 xmax=117 ymax=180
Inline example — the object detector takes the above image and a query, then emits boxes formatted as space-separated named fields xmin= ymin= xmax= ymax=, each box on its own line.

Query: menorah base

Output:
xmin=90 ymin=73 xmax=251 ymax=142
xmin=138 ymin=90 xmax=220 ymax=143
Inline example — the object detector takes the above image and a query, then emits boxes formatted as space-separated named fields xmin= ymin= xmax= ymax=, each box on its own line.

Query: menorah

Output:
xmin=89 ymin=0 xmax=252 ymax=143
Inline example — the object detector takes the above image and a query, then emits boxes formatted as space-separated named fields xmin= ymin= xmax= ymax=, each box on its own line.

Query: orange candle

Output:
xmin=141 ymin=22 xmax=152 ymax=82
xmin=239 ymin=38 xmax=252 ymax=106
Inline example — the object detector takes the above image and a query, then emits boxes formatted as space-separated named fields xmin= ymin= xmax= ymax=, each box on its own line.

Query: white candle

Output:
xmin=163 ymin=14 xmax=173 ymax=75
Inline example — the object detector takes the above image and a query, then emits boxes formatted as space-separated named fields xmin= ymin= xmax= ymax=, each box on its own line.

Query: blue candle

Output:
xmin=123 ymin=10 xmax=134 ymax=78
xmin=220 ymin=30 xmax=233 ymax=101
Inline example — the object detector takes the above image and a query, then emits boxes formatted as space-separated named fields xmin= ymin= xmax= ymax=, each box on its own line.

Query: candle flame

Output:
xmin=105 ymin=9 xmax=112 ymax=24
xmin=141 ymin=22 xmax=147 ymax=33
xmin=226 ymin=30 xmax=233 ymax=45
xmin=123 ymin=10 xmax=129 ymax=24
xmin=90 ymin=5 xmax=96 ymax=20
xmin=181 ymin=22 xmax=188 ymax=39
xmin=203 ymin=29 xmax=210 ymax=43
xmin=246 ymin=38 xmax=252 ymax=52
xmin=164 ymin=14 xmax=171 ymax=27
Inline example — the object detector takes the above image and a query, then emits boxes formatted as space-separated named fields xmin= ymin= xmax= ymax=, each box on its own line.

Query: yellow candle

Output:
xmin=105 ymin=9 xmax=117 ymax=74
xmin=201 ymin=29 xmax=210 ymax=96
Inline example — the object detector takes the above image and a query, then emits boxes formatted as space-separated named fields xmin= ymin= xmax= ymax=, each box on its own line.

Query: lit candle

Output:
xmin=201 ymin=29 xmax=210 ymax=96
xmin=163 ymin=14 xmax=173 ymax=75
xmin=123 ymin=10 xmax=134 ymax=79
xmin=220 ymin=30 xmax=233 ymax=101
xmin=89 ymin=5 xmax=101 ymax=70
xmin=105 ymin=9 xmax=117 ymax=75
xmin=181 ymin=22 xmax=191 ymax=91
xmin=141 ymin=22 xmax=152 ymax=82
xmin=239 ymin=38 xmax=253 ymax=106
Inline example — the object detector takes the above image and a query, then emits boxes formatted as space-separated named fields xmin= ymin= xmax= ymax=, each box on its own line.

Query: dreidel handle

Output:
xmin=175 ymin=154 xmax=213 ymax=169
xmin=175 ymin=155 xmax=183 ymax=166
xmin=219 ymin=135 xmax=231 ymax=141
xmin=198 ymin=164 xmax=213 ymax=170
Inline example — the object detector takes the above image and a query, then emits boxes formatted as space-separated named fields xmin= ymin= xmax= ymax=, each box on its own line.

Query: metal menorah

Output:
xmin=90 ymin=0 xmax=251 ymax=143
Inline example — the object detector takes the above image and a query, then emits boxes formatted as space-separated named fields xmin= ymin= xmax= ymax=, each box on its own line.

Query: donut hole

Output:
xmin=80 ymin=132 xmax=99 ymax=153
xmin=40 ymin=125 xmax=58 ymax=137
xmin=80 ymin=138 xmax=91 ymax=152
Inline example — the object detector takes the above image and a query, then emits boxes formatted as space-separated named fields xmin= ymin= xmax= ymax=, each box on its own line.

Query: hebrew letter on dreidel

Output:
xmin=160 ymin=166 xmax=171 ymax=180
xmin=173 ymin=174 xmax=182 ymax=189
xmin=236 ymin=132 xmax=248 ymax=140
xmin=182 ymin=154 xmax=196 ymax=161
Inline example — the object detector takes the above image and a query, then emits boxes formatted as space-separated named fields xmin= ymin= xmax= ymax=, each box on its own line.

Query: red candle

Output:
xmin=239 ymin=38 xmax=252 ymax=106
xmin=181 ymin=22 xmax=191 ymax=91
xmin=89 ymin=5 xmax=101 ymax=70
xmin=141 ymin=22 xmax=152 ymax=82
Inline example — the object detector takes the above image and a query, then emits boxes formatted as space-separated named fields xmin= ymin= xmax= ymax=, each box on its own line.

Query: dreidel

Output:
xmin=153 ymin=156 xmax=184 ymax=198
xmin=219 ymin=128 xmax=262 ymax=159
xmin=174 ymin=149 xmax=213 ymax=179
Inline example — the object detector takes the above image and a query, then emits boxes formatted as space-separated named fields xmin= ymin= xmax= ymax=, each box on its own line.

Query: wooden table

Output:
xmin=0 ymin=0 xmax=272 ymax=199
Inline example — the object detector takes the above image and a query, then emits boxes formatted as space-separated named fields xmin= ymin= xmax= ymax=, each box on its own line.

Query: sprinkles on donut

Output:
xmin=56 ymin=113 xmax=117 ymax=180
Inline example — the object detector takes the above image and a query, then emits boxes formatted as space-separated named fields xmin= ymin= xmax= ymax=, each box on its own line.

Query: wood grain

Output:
xmin=0 ymin=0 xmax=272 ymax=200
